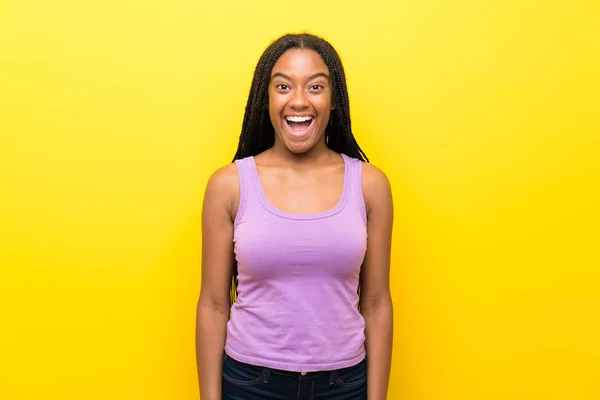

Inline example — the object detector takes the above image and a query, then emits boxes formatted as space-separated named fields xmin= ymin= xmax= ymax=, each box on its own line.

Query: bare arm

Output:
xmin=196 ymin=164 xmax=239 ymax=400
xmin=360 ymin=163 xmax=394 ymax=400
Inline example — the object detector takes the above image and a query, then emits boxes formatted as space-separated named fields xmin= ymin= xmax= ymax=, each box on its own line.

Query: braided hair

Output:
xmin=229 ymin=33 xmax=368 ymax=305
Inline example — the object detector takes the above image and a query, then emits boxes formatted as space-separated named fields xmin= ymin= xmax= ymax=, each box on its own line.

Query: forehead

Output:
xmin=271 ymin=48 xmax=329 ymax=78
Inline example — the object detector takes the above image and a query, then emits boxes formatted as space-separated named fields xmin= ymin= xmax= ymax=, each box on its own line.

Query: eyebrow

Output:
xmin=270 ymin=72 xmax=330 ymax=81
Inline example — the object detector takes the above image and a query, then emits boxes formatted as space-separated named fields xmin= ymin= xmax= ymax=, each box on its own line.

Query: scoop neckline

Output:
xmin=247 ymin=153 xmax=351 ymax=220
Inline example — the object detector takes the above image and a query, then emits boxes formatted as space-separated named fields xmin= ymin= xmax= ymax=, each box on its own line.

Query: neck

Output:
xmin=270 ymin=140 xmax=334 ymax=165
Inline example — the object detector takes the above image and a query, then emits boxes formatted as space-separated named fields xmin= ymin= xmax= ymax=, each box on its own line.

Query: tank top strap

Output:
xmin=343 ymin=153 xmax=367 ymax=223
xmin=233 ymin=157 xmax=260 ymax=227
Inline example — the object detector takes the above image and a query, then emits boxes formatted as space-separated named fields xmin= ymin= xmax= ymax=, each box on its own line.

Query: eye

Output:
xmin=276 ymin=84 xmax=290 ymax=90
xmin=310 ymin=84 xmax=324 ymax=90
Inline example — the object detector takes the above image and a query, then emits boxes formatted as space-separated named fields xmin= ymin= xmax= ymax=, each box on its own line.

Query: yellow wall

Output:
xmin=1 ymin=1 xmax=599 ymax=399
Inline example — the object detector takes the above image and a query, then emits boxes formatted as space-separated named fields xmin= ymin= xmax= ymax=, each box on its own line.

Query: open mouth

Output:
xmin=285 ymin=116 xmax=314 ymax=138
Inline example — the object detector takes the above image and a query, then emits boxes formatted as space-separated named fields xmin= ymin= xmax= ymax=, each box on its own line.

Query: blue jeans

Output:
xmin=222 ymin=353 xmax=367 ymax=400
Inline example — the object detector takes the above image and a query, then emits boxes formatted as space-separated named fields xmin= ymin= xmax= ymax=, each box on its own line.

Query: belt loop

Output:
xmin=262 ymin=369 xmax=271 ymax=384
xmin=329 ymin=371 xmax=336 ymax=386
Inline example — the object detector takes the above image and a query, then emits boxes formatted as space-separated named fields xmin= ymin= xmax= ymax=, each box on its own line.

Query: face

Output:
xmin=268 ymin=48 xmax=334 ymax=154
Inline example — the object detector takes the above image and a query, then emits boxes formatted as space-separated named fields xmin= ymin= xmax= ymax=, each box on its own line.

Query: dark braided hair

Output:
xmin=229 ymin=33 xmax=368 ymax=305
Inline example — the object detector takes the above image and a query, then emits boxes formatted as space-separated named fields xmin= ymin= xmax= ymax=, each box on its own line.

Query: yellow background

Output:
xmin=1 ymin=0 xmax=599 ymax=399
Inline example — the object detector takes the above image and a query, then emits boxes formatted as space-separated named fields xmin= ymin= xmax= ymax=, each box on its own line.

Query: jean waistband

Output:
xmin=223 ymin=352 xmax=364 ymax=381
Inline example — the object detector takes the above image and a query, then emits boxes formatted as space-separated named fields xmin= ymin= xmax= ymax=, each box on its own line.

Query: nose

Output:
xmin=290 ymin=88 xmax=309 ymax=110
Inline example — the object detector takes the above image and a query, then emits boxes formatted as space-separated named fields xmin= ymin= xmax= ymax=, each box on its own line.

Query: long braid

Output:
xmin=229 ymin=33 xmax=369 ymax=305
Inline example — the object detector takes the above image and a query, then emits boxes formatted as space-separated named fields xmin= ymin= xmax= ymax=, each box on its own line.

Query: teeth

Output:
xmin=286 ymin=116 xmax=313 ymax=123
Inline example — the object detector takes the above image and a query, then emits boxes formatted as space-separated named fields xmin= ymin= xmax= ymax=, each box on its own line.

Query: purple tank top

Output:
xmin=225 ymin=153 xmax=367 ymax=372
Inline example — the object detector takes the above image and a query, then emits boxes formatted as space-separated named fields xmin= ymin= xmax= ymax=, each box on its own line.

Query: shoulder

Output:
xmin=206 ymin=162 xmax=239 ymax=192
xmin=361 ymin=162 xmax=391 ymax=194
xmin=360 ymin=162 xmax=393 ymax=215
xmin=203 ymin=162 xmax=240 ymax=216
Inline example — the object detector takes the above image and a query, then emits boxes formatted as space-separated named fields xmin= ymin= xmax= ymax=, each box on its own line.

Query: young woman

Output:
xmin=196 ymin=33 xmax=394 ymax=400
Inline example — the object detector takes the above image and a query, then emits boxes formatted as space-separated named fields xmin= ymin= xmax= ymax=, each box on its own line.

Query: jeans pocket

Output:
xmin=222 ymin=354 xmax=268 ymax=386
xmin=335 ymin=359 xmax=367 ymax=387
